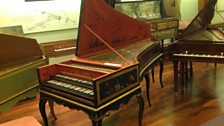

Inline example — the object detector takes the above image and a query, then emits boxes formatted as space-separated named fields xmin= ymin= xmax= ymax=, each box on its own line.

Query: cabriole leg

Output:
xmin=39 ymin=94 xmax=48 ymax=126
xmin=159 ymin=59 xmax=164 ymax=88
xmin=136 ymin=93 xmax=144 ymax=126
xmin=144 ymin=72 xmax=151 ymax=106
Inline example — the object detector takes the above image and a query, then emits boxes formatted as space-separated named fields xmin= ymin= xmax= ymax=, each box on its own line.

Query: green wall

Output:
xmin=25 ymin=28 xmax=78 ymax=44
xmin=32 ymin=0 xmax=200 ymax=43
xmin=180 ymin=0 xmax=224 ymax=24
xmin=212 ymin=11 xmax=224 ymax=24
xmin=32 ymin=0 xmax=199 ymax=43
xmin=0 ymin=0 xmax=80 ymax=43
xmin=180 ymin=0 xmax=198 ymax=21
xmin=1 ymin=0 xmax=223 ymax=44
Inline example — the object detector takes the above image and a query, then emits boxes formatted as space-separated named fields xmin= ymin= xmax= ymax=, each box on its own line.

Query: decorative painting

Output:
xmin=115 ymin=0 xmax=161 ymax=20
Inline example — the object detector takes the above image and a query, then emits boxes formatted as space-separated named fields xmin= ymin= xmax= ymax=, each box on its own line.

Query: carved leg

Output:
xmin=173 ymin=60 xmax=179 ymax=93
xmin=161 ymin=39 xmax=164 ymax=53
xmin=185 ymin=62 xmax=188 ymax=80
xmin=190 ymin=62 xmax=193 ymax=79
xmin=39 ymin=94 xmax=48 ymax=126
xmin=136 ymin=93 xmax=144 ymax=126
xmin=48 ymin=99 xmax=57 ymax=120
xmin=171 ymin=38 xmax=175 ymax=43
xmin=91 ymin=119 xmax=102 ymax=126
xmin=151 ymin=68 xmax=155 ymax=83
xmin=144 ymin=72 xmax=151 ymax=106
xmin=184 ymin=62 xmax=189 ymax=89
xmin=180 ymin=62 xmax=185 ymax=94
xmin=159 ymin=59 xmax=164 ymax=88
xmin=90 ymin=113 xmax=103 ymax=126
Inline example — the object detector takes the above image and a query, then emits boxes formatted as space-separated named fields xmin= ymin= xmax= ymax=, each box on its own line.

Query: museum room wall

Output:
xmin=0 ymin=0 xmax=223 ymax=44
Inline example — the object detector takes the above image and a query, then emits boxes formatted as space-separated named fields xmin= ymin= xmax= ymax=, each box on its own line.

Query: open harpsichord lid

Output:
xmin=75 ymin=0 xmax=150 ymax=62
xmin=180 ymin=0 xmax=218 ymax=39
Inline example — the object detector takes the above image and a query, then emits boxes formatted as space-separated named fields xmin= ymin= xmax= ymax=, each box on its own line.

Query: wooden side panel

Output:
xmin=38 ymin=64 xmax=58 ymax=82
xmin=0 ymin=33 xmax=43 ymax=69
xmin=39 ymin=39 xmax=76 ymax=58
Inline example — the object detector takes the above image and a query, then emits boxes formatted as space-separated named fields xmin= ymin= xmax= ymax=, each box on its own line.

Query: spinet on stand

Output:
xmin=0 ymin=33 xmax=47 ymax=112
xmin=168 ymin=0 xmax=224 ymax=93
xmin=38 ymin=0 xmax=162 ymax=126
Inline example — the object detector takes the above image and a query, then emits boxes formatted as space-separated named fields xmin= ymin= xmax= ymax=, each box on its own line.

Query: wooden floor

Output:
xmin=1 ymin=61 xmax=224 ymax=126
